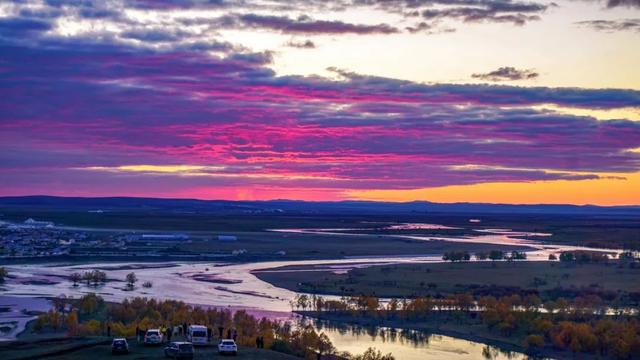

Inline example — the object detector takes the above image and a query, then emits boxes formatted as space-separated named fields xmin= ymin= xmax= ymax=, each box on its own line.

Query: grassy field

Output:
xmin=0 ymin=335 xmax=300 ymax=360
xmin=1 ymin=205 xmax=639 ymax=249
xmin=2 ymin=205 xmax=639 ymax=263
xmin=174 ymin=230 xmax=528 ymax=259
xmin=0 ymin=227 xmax=531 ymax=265
xmin=254 ymin=261 xmax=640 ymax=301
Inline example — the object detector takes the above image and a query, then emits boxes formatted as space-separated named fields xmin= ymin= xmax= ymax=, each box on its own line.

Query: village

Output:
xmin=0 ymin=219 xmax=249 ymax=260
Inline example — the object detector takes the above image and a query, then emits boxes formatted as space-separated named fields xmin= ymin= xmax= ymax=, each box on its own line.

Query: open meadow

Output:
xmin=255 ymin=261 xmax=640 ymax=303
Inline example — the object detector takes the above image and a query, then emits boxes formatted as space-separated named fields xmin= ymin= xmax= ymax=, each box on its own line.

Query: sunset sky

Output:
xmin=1 ymin=0 xmax=639 ymax=204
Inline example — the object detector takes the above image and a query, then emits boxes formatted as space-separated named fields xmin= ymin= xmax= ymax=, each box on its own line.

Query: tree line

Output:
xmin=442 ymin=250 xmax=527 ymax=262
xmin=34 ymin=293 xmax=393 ymax=360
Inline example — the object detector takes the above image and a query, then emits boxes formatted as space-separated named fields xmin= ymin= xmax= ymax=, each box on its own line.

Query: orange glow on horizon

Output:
xmin=347 ymin=172 xmax=640 ymax=206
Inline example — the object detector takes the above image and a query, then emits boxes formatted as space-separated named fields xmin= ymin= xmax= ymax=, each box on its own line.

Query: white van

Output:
xmin=187 ymin=325 xmax=208 ymax=345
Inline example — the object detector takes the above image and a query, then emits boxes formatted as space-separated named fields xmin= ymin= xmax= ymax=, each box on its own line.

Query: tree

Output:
xmin=316 ymin=333 xmax=335 ymax=358
xmin=548 ymin=254 xmax=557 ymax=261
xmin=142 ymin=281 xmax=153 ymax=288
xmin=93 ymin=270 xmax=107 ymax=285
xmin=352 ymin=347 xmax=395 ymax=360
xmin=489 ymin=250 xmax=504 ymax=261
xmin=82 ymin=271 xmax=93 ymax=286
xmin=125 ymin=272 xmax=137 ymax=290
xmin=475 ymin=251 xmax=489 ymax=260
xmin=295 ymin=294 xmax=310 ymax=311
xmin=0 ymin=267 xmax=7 ymax=283
xmin=67 ymin=310 xmax=79 ymax=336
xmin=443 ymin=251 xmax=471 ymax=262
xmin=524 ymin=334 xmax=544 ymax=353
xmin=70 ymin=272 xmax=82 ymax=287
xmin=83 ymin=270 xmax=106 ymax=286
xmin=79 ymin=293 xmax=105 ymax=316
xmin=52 ymin=294 xmax=67 ymax=312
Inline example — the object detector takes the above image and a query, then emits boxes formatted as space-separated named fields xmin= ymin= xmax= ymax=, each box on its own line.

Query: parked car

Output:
xmin=218 ymin=339 xmax=237 ymax=356
xmin=164 ymin=341 xmax=195 ymax=359
xmin=186 ymin=324 xmax=208 ymax=345
xmin=144 ymin=329 xmax=163 ymax=345
xmin=111 ymin=338 xmax=129 ymax=355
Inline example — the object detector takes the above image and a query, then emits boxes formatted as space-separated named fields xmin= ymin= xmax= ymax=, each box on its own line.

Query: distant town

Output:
xmin=0 ymin=218 xmax=250 ymax=260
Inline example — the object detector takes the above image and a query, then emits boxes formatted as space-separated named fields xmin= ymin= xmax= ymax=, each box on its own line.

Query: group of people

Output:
xmin=255 ymin=335 xmax=266 ymax=348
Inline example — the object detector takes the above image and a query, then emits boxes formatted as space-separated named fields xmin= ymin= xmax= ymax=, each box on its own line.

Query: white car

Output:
xmin=144 ymin=329 xmax=163 ymax=345
xmin=218 ymin=339 xmax=238 ymax=356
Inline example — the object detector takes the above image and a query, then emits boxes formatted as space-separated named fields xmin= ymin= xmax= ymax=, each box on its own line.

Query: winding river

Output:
xmin=0 ymin=225 xmax=620 ymax=358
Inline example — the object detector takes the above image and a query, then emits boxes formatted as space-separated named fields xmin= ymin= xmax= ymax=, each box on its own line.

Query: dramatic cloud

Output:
xmin=576 ymin=19 xmax=640 ymax=32
xmin=0 ymin=0 xmax=563 ymax=46
xmin=222 ymin=14 xmax=399 ymax=35
xmin=0 ymin=0 xmax=639 ymax=200
xmin=1 ymin=37 xmax=639 ymax=197
xmin=419 ymin=1 xmax=549 ymax=26
xmin=472 ymin=67 xmax=540 ymax=81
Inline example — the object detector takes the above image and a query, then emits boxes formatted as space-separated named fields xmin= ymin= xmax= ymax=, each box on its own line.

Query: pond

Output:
xmin=309 ymin=319 xmax=532 ymax=360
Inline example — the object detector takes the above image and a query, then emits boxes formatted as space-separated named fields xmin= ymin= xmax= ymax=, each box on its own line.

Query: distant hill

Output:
xmin=0 ymin=195 xmax=639 ymax=216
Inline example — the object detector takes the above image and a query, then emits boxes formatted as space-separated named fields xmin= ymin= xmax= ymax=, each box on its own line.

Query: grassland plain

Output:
xmin=253 ymin=261 xmax=640 ymax=301
xmin=1 ymin=203 xmax=639 ymax=250
xmin=2 ymin=207 xmax=639 ymax=264
xmin=174 ymin=231 xmax=530 ymax=259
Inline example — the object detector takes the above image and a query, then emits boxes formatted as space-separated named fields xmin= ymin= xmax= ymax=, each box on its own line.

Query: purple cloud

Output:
xmin=0 ymin=1 xmax=639 ymax=199
xmin=222 ymin=14 xmax=399 ymax=35
xmin=1 ymin=38 xmax=639 ymax=197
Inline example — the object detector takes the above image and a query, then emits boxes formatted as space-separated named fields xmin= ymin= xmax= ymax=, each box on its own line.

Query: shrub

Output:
xmin=524 ymin=334 xmax=545 ymax=352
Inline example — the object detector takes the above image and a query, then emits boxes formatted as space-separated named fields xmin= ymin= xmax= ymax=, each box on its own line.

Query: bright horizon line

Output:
xmin=2 ymin=193 xmax=638 ymax=208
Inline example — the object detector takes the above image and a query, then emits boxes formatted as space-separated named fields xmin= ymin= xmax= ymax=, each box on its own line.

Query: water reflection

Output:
xmin=302 ymin=318 xmax=532 ymax=360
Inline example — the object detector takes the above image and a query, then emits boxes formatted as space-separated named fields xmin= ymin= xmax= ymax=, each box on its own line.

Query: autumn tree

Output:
xmin=352 ymin=347 xmax=395 ymax=360
xmin=523 ymin=334 xmax=544 ymax=354
xmin=67 ymin=310 xmax=79 ymax=336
